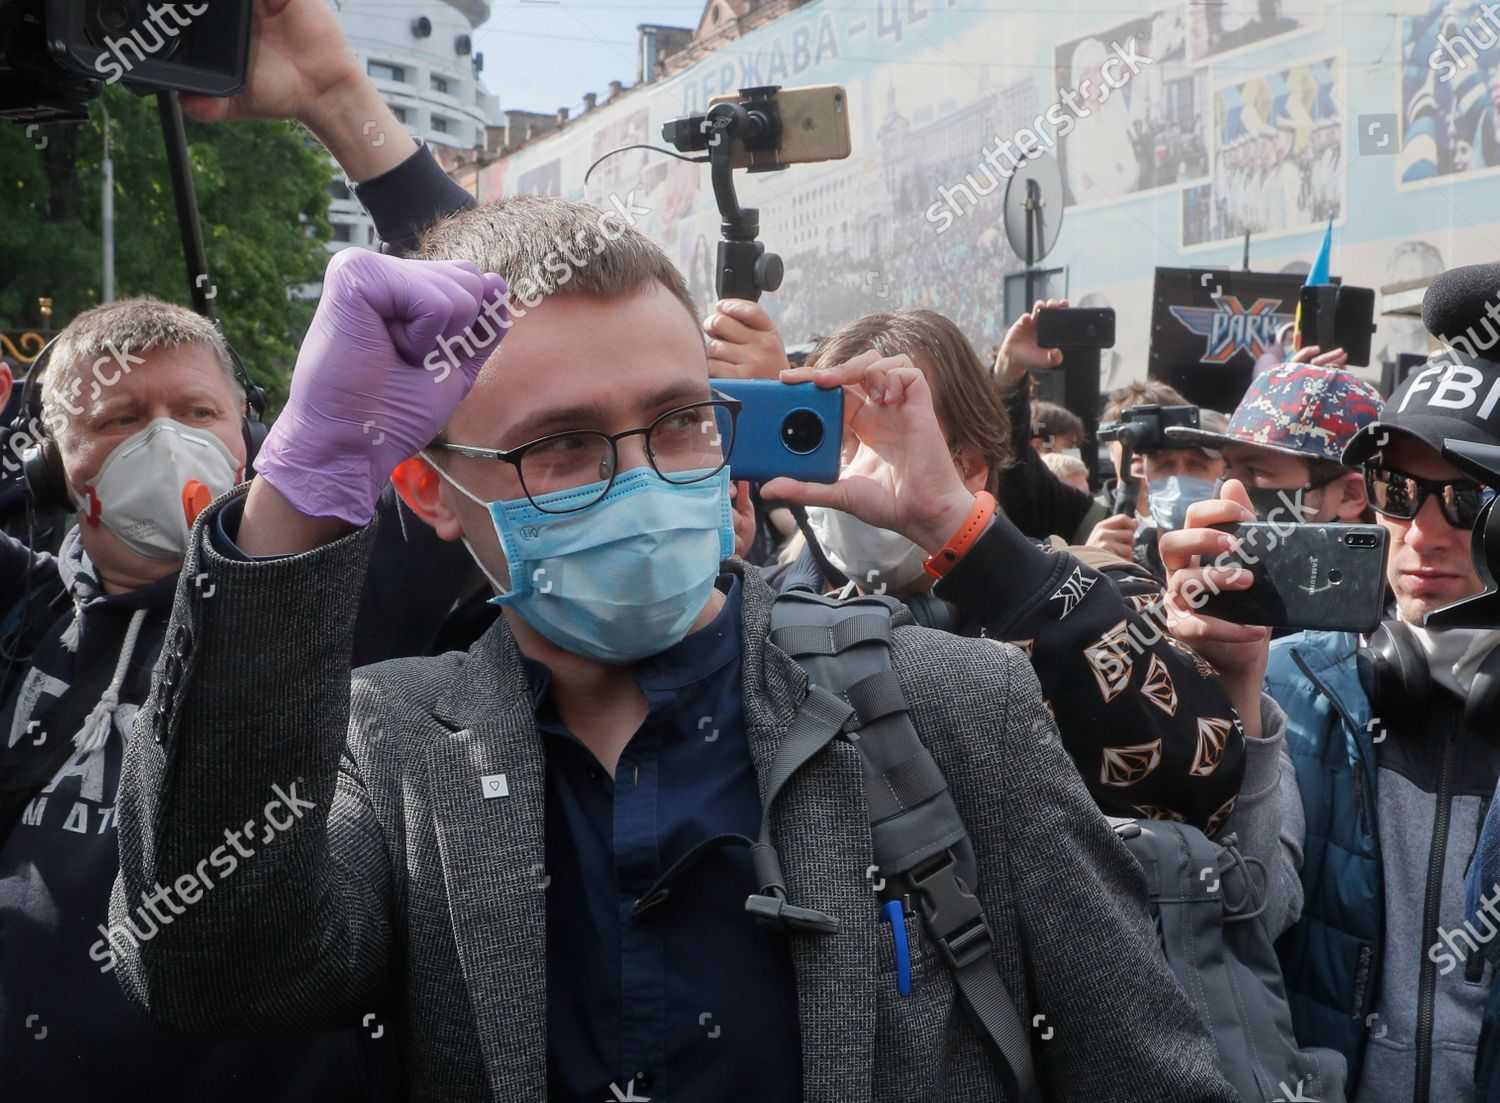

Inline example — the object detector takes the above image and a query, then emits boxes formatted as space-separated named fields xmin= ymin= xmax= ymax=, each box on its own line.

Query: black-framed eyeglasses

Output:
xmin=428 ymin=393 xmax=742 ymax=514
xmin=1365 ymin=466 xmax=1494 ymax=530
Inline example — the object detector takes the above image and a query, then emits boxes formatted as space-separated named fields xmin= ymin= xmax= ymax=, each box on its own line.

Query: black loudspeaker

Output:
xmin=1359 ymin=618 xmax=1500 ymax=734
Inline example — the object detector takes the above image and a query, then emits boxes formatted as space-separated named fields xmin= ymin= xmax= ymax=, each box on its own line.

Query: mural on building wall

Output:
xmin=585 ymin=109 xmax=653 ymax=199
xmin=1376 ymin=239 xmax=1446 ymax=365
xmin=515 ymin=158 xmax=561 ymax=196
xmin=1181 ymin=55 xmax=1343 ymax=248
xmin=1400 ymin=0 xmax=1500 ymax=184
xmin=1187 ymin=0 xmax=1316 ymax=62
xmin=1054 ymin=8 xmax=1209 ymax=209
xmin=478 ymin=0 xmax=1500 ymax=379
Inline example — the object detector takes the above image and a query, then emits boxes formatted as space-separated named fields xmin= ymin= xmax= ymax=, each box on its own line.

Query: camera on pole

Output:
xmin=0 ymin=0 xmax=253 ymax=121
xmin=663 ymin=88 xmax=787 ymax=303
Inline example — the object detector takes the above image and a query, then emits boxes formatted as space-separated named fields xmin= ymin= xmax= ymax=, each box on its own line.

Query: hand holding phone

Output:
xmin=1158 ymin=482 xmax=1275 ymax=739
xmin=711 ymin=378 xmax=843 ymax=484
xmin=754 ymin=353 xmax=981 ymax=555
xmin=1297 ymin=285 xmax=1375 ymax=367
xmin=1200 ymin=521 xmax=1390 ymax=633
xmin=1035 ymin=306 xmax=1116 ymax=350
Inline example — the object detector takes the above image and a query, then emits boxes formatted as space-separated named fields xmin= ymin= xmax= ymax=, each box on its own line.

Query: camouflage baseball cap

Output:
xmin=1164 ymin=363 xmax=1384 ymax=464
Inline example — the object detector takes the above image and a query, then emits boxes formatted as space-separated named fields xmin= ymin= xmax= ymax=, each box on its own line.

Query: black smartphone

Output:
xmin=1199 ymin=522 xmax=1390 ymax=633
xmin=1298 ymin=284 xmax=1376 ymax=367
xmin=710 ymin=378 xmax=843 ymax=483
xmin=1035 ymin=307 xmax=1116 ymax=350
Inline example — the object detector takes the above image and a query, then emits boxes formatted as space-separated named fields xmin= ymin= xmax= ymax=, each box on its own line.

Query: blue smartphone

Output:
xmin=710 ymin=378 xmax=843 ymax=484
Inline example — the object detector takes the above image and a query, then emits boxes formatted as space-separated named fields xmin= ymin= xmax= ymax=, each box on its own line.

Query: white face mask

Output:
xmin=806 ymin=506 xmax=929 ymax=593
xmin=75 ymin=417 xmax=242 ymax=560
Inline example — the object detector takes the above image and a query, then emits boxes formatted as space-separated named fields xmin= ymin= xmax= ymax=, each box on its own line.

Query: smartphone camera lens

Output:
xmin=781 ymin=409 xmax=825 ymax=455
xmin=1344 ymin=532 xmax=1377 ymax=548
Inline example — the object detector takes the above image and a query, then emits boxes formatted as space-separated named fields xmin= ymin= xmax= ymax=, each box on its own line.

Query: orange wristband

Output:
xmin=923 ymin=492 xmax=997 ymax=580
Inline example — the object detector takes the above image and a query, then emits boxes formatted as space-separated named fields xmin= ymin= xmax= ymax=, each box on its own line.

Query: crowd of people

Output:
xmin=6 ymin=5 xmax=1500 ymax=1103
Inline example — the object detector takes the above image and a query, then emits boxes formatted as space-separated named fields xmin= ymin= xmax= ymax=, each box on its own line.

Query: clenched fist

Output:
xmin=253 ymin=248 xmax=507 ymax=525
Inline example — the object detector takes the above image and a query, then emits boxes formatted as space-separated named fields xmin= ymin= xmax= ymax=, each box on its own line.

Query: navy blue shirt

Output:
xmin=216 ymin=505 xmax=803 ymax=1100
xmin=526 ymin=576 xmax=802 ymax=1101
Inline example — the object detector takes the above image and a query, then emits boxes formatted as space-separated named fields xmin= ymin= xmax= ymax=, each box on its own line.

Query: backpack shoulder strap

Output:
xmin=769 ymin=589 xmax=1041 ymax=1103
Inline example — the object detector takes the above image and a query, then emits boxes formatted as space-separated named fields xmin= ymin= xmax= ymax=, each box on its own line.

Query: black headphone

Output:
xmin=13 ymin=332 xmax=267 ymax=515
xmin=1358 ymin=618 xmax=1500 ymax=734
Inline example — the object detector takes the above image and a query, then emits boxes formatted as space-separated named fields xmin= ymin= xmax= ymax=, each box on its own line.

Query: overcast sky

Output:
xmin=476 ymin=1 xmax=705 ymax=117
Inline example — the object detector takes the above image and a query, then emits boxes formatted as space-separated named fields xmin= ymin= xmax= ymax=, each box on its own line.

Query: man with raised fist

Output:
xmin=111 ymin=198 xmax=1235 ymax=1101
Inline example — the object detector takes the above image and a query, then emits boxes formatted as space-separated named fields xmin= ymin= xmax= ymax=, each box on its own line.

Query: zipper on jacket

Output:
xmin=1414 ymin=726 xmax=1461 ymax=1103
xmin=1289 ymin=646 xmax=1377 ymax=840
xmin=1352 ymin=759 xmax=1370 ymax=840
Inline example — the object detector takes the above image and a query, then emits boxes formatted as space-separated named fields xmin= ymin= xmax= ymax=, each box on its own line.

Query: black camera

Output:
xmin=1096 ymin=404 xmax=1201 ymax=454
xmin=0 ymin=0 xmax=252 ymax=121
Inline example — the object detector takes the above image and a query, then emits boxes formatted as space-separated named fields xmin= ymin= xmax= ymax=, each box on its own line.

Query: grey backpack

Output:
xmin=1110 ymin=819 xmax=1346 ymax=1102
xmin=766 ymin=589 xmax=1346 ymax=1103
xmin=762 ymin=590 xmax=1040 ymax=1100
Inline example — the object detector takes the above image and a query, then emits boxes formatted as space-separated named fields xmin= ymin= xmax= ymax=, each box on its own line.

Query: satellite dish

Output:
xmin=1003 ymin=151 xmax=1064 ymax=265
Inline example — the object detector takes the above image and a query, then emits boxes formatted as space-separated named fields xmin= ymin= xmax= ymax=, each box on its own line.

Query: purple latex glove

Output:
xmin=254 ymin=248 xmax=509 ymax=525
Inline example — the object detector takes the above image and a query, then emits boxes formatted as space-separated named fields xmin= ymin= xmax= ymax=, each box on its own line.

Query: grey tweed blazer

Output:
xmin=112 ymin=484 xmax=1234 ymax=1102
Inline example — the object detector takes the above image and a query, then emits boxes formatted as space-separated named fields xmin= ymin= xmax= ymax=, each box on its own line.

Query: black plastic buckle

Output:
xmin=745 ymin=892 xmax=840 ymax=935
xmin=909 ymin=850 xmax=992 ymax=970
xmin=935 ymin=917 xmax=992 ymax=971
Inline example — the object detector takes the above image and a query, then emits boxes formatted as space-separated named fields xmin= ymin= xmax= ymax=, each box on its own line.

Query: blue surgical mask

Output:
xmin=432 ymin=462 xmax=734 ymax=664
xmin=1147 ymin=474 xmax=1218 ymax=531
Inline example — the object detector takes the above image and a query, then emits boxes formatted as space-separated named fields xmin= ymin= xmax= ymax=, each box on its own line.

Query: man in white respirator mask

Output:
xmin=804 ymin=502 xmax=932 ymax=595
xmin=0 ymin=297 xmax=383 ymax=1100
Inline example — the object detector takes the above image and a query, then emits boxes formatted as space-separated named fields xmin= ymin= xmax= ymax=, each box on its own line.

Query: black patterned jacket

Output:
xmin=934 ymin=514 xmax=1246 ymax=833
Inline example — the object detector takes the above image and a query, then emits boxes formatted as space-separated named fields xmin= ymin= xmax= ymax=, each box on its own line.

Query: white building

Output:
xmin=327 ymin=0 xmax=499 ymax=250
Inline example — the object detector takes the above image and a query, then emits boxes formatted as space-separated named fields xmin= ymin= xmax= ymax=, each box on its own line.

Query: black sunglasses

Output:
xmin=1365 ymin=466 xmax=1494 ymax=530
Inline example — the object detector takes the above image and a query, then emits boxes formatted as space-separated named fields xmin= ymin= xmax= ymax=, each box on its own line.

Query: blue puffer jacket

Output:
xmin=1264 ymin=629 xmax=1383 ymax=1073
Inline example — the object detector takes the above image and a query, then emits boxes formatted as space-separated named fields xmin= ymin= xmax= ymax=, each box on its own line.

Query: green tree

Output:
xmin=1 ymin=83 xmax=333 ymax=406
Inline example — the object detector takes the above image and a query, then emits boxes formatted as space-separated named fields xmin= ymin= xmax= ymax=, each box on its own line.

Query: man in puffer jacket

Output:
xmin=1265 ymin=331 xmax=1500 ymax=1102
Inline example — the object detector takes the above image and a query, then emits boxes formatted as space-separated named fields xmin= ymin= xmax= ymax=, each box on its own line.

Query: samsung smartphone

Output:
xmin=1035 ymin=306 xmax=1117 ymax=350
xmin=711 ymin=379 xmax=843 ymax=483
xmin=707 ymin=85 xmax=852 ymax=170
xmin=1199 ymin=522 xmax=1390 ymax=633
